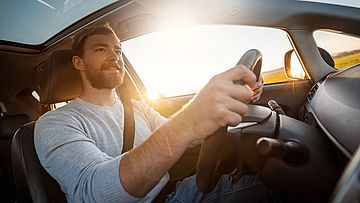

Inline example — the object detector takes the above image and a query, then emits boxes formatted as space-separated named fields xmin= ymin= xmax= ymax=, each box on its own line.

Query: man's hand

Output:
xmin=250 ymin=76 xmax=264 ymax=102
xmin=119 ymin=65 xmax=257 ymax=198
xmin=183 ymin=65 xmax=256 ymax=139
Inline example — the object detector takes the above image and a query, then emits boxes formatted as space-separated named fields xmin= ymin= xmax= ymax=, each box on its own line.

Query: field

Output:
xmin=262 ymin=68 xmax=288 ymax=84
xmin=263 ymin=50 xmax=360 ymax=84
xmin=333 ymin=51 xmax=360 ymax=69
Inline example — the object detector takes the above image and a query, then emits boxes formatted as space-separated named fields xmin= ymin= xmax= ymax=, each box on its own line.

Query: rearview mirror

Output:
xmin=284 ymin=50 xmax=306 ymax=80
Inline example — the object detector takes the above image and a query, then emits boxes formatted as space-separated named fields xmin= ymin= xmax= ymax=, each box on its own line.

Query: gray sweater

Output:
xmin=34 ymin=98 xmax=169 ymax=203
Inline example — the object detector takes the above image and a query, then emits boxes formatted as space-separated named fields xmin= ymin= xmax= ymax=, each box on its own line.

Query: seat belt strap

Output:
xmin=117 ymin=83 xmax=135 ymax=154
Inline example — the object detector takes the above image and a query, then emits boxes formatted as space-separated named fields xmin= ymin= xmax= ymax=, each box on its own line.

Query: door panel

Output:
xmin=255 ymin=80 xmax=312 ymax=118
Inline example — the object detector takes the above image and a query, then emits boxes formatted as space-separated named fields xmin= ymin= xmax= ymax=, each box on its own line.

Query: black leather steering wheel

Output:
xmin=196 ymin=49 xmax=262 ymax=193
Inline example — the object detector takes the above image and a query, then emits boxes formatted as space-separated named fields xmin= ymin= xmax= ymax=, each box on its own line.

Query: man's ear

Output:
xmin=72 ymin=55 xmax=85 ymax=71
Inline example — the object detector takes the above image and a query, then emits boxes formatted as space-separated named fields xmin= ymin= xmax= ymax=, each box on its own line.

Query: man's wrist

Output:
xmin=165 ymin=107 xmax=202 ymax=145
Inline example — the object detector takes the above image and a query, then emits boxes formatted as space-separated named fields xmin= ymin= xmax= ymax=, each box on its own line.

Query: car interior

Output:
xmin=0 ymin=0 xmax=359 ymax=202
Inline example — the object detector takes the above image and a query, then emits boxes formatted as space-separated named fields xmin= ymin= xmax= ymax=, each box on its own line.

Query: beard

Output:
xmin=85 ymin=62 xmax=124 ymax=89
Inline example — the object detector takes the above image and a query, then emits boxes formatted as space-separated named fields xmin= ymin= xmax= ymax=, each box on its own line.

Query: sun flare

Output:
xmin=290 ymin=53 xmax=306 ymax=79
xmin=291 ymin=64 xmax=306 ymax=79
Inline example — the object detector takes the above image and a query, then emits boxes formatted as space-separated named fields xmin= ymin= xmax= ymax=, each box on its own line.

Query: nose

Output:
xmin=108 ymin=50 xmax=124 ymax=67
xmin=108 ymin=50 xmax=120 ymax=62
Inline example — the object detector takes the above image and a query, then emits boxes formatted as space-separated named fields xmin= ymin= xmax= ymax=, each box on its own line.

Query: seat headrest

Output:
xmin=40 ymin=50 xmax=82 ymax=104
xmin=318 ymin=47 xmax=335 ymax=68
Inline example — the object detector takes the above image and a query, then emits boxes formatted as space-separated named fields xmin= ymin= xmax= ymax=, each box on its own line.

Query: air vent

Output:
xmin=307 ymin=83 xmax=319 ymax=101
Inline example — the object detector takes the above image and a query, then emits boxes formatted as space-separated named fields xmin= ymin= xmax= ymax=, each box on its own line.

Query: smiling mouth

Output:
xmin=102 ymin=64 xmax=122 ymax=72
xmin=105 ymin=66 xmax=120 ymax=71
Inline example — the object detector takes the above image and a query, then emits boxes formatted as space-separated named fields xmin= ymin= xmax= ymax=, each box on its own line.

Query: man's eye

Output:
xmin=115 ymin=50 xmax=122 ymax=55
xmin=95 ymin=48 xmax=105 ymax=53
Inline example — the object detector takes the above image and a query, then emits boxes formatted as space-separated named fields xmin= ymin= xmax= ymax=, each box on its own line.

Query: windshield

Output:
xmin=123 ymin=25 xmax=295 ymax=99
xmin=0 ymin=0 xmax=117 ymax=45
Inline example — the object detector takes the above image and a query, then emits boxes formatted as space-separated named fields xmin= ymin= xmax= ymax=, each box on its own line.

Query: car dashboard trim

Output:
xmin=304 ymin=103 xmax=351 ymax=158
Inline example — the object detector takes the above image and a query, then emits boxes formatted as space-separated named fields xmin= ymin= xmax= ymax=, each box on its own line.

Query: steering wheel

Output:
xmin=196 ymin=49 xmax=262 ymax=193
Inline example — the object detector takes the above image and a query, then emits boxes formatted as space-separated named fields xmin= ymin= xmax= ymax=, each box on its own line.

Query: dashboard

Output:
xmin=302 ymin=64 xmax=360 ymax=157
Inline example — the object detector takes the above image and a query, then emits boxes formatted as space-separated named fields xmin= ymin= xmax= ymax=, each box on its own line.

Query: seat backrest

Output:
xmin=11 ymin=122 xmax=66 ymax=203
xmin=11 ymin=50 xmax=78 ymax=203
xmin=0 ymin=114 xmax=31 ymax=202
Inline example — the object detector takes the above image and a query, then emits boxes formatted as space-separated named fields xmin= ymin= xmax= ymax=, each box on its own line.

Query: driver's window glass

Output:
xmin=313 ymin=30 xmax=360 ymax=70
xmin=54 ymin=102 xmax=67 ymax=109
xmin=123 ymin=25 xmax=293 ymax=99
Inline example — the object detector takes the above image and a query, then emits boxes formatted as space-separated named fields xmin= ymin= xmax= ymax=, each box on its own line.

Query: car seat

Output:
xmin=0 ymin=111 xmax=31 ymax=202
xmin=11 ymin=50 xmax=80 ymax=203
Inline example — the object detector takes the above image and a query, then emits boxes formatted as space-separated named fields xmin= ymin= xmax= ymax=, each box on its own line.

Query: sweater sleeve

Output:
xmin=34 ymin=111 xmax=139 ymax=203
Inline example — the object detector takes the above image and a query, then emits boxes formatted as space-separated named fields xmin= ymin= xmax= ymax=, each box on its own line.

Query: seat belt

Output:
xmin=117 ymin=83 xmax=135 ymax=153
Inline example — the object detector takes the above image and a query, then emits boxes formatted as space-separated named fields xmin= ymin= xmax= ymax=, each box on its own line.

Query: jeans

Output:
xmin=165 ymin=175 xmax=278 ymax=203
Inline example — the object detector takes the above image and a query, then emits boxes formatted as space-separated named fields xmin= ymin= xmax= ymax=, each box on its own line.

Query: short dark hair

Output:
xmin=72 ymin=23 xmax=118 ymax=57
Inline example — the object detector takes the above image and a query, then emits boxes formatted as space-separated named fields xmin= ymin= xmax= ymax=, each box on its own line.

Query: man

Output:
xmin=35 ymin=24 xmax=269 ymax=203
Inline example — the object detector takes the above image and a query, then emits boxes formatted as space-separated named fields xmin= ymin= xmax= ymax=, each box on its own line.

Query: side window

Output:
xmin=313 ymin=30 xmax=360 ymax=69
xmin=54 ymin=102 xmax=68 ymax=109
xmin=123 ymin=25 xmax=294 ymax=99
xmin=32 ymin=90 xmax=67 ymax=109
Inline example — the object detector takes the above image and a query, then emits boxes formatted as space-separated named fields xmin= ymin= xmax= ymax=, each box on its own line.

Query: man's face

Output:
xmin=81 ymin=33 xmax=125 ymax=89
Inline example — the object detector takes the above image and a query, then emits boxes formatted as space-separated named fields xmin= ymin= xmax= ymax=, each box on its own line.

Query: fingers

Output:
xmin=207 ymin=79 xmax=253 ymax=127
xmin=251 ymin=82 xmax=263 ymax=101
xmin=212 ymin=100 xmax=247 ymax=128
xmin=251 ymin=77 xmax=264 ymax=102
xmin=225 ymin=82 xmax=254 ymax=103
xmin=220 ymin=110 xmax=243 ymax=127
xmin=221 ymin=65 xmax=257 ymax=87
xmin=189 ymin=66 xmax=260 ymax=138
xmin=252 ymin=92 xmax=261 ymax=102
